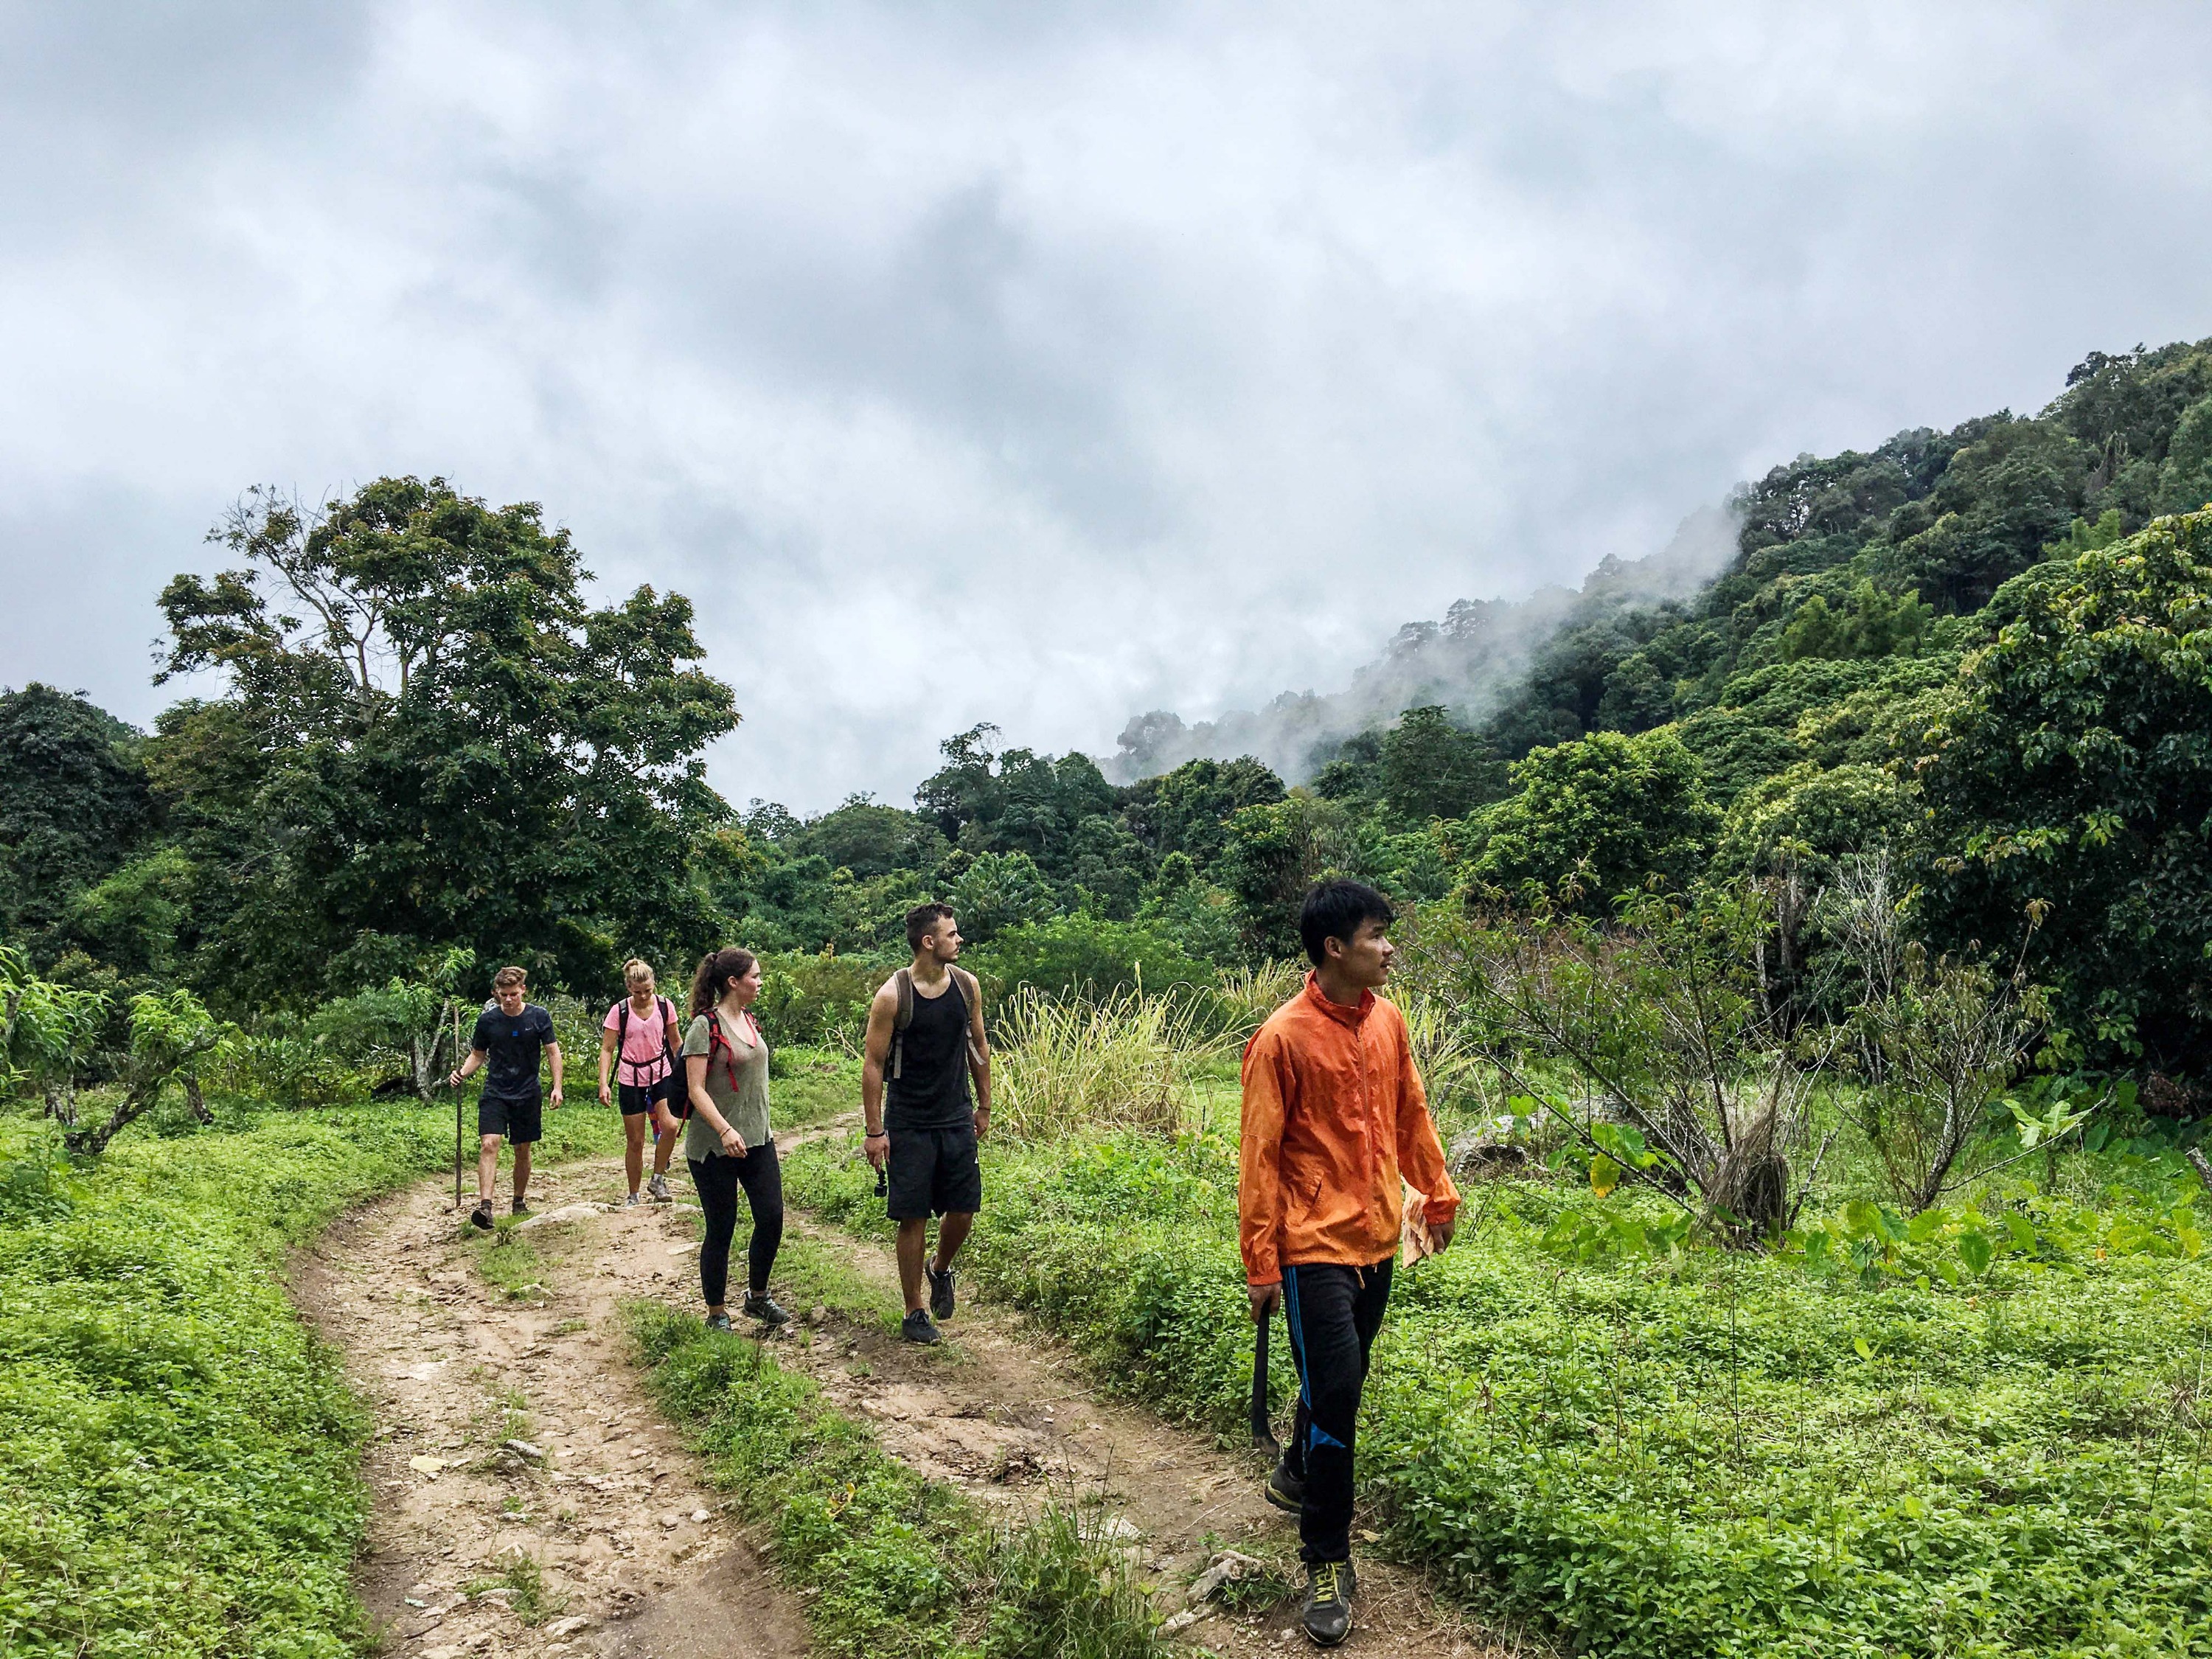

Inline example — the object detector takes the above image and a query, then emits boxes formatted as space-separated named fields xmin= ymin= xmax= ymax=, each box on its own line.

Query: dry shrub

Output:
xmin=994 ymin=983 xmax=1233 ymax=1141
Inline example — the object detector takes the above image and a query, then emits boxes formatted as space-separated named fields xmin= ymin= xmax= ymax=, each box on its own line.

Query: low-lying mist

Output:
xmin=1108 ymin=503 xmax=1740 ymax=782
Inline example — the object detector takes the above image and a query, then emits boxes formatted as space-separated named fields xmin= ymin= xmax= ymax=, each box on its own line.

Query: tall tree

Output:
xmin=1913 ymin=508 xmax=2212 ymax=1073
xmin=1377 ymin=706 xmax=1507 ymax=824
xmin=0 ymin=685 xmax=152 ymax=956
xmin=153 ymin=478 xmax=737 ymax=1004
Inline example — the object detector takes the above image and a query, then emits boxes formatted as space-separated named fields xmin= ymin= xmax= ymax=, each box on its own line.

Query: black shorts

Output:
xmin=479 ymin=1091 xmax=543 ymax=1144
xmin=617 ymin=1074 xmax=675 ymax=1116
xmin=886 ymin=1122 xmax=982 ymax=1220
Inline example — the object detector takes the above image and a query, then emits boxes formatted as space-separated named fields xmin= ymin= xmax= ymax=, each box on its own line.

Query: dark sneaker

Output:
xmin=1342 ymin=1559 xmax=1358 ymax=1602
xmin=704 ymin=1312 xmax=732 ymax=1332
xmin=1264 ymin=1460 xmax=1305 ymax=1514
xmin=510 ymin=1198 xmax=530 ymax=1217
xmin=926 ymin=1264 xmax=957 ymax=1321
xmin=743 ymin=1292 xmax=792 ymax=1326
xmin=1301 ymin=1561 xmax=1352 ymax=1648
xmin=901 ymin=1310 xmax=943 ymax=1346
xmin=470 ymin=1201 xmax=495 ymax=1231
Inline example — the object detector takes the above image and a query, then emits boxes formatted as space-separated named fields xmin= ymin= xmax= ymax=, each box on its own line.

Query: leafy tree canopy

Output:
xmin=1913 ymin=507 xmax=2212 ymax=1072
xmin=150 ymin=478 xmax=738 ymax=1005
xmin=1468 ymin=728 xmax=1720 ymax=908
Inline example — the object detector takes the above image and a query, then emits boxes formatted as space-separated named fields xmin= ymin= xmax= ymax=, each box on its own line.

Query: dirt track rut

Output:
xmin=294 ymin=1133 xmax=1507 ymax=1658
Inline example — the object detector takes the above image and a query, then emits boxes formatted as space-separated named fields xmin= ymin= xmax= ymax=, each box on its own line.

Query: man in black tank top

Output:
xmin=863 ymin=902 xmax=992 ymax=1344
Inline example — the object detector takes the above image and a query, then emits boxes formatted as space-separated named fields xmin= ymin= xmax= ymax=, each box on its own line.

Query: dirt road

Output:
xmin=293 ymin=1136 xmax=1508 ymax=1658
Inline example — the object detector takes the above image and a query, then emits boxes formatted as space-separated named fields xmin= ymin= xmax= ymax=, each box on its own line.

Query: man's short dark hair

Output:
xmin=906 ymin=902 xmax=956 ymax=952
xmin=1299 ymin=880 xmax=1395 ymax=967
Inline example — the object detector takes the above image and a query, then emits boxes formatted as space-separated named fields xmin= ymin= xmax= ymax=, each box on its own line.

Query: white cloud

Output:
xmin=3 ymin=0 xmax=2211 ymax=809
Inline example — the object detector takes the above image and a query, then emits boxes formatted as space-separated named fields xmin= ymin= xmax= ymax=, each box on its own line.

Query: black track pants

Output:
xmin=688 ymin=1139 xmax=783 ymax=1306
xmin=1281 ymin=1257 xmax=1394 ymax=1564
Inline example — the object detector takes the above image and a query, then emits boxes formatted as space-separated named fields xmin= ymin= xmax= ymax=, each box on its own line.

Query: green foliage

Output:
xmin=1464 ymin=728 xmax=1719 ymax=907
xmin=1713 ymin=761 xmax=1908 ymax=880
xmin=749 ymin=950 xmax=891 ymax=1047
xmin=0 ymin=1101 xmax=618 ymax=1659
xmin=961 ymin=915 xmax=1209 ymax=1009
xmin=629 ymin=1304 xmax=1165 ymax=1659
xmin=787 ymin=1126 xmax=2212 ymax=1658
xmin=148 ymin=478 xmax=740 ymax=1006
xmin=1215 ymin=793 xmax=1357 ymax=956
xmin=1913 ymin=507 xmax=2212 ymax=1072
xmin=1376 ymin=706 xmax=1508 ymax=825
xmin=1776 ymin=578 xmax=1933 ymax=663
xmin=0 ymin=684 xmax=152 ymax=961
xmin=947 ymin=850 xmax=1062 ymax=945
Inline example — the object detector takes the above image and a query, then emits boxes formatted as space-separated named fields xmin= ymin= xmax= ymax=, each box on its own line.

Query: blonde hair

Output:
xmin=623 ymin=958 xmax=655 ymax=986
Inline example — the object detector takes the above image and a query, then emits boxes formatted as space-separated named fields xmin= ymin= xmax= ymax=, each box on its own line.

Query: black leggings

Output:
xmin=688 ymin=1140 xmax=783 ymax=1306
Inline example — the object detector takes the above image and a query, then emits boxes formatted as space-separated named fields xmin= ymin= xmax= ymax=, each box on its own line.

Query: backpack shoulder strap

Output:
xmin=889 ymin=968 xmax=913 ymax=1081
xmin=951 ymin=967 xmax=986 ymax=1071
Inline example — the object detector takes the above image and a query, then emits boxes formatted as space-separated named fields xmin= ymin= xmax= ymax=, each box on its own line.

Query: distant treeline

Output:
xmin=7 ymin=340 xmax=2212 ymax=1075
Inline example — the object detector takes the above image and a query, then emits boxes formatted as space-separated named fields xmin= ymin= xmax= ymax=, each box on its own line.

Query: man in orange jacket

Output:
xmin=1241 ymin=879 xmax=1461 ymax=1648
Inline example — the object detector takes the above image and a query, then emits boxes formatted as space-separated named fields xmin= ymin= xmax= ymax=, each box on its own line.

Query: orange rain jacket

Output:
xmin=1238 ymin=973 xmax=1461 ymax=1287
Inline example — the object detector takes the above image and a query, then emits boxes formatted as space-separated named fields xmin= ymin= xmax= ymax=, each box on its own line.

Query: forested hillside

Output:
xmin=8 ymin=339 xmax=2212 ymax=1073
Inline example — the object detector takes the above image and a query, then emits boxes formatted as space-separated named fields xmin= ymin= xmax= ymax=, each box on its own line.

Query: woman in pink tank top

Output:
xmin=597 ymin=959 xmax=684 ymax=1205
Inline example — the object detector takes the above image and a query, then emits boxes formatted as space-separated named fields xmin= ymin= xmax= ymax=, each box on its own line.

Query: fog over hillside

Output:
xmin=1110 ymin=504 xmax=1739 ymax=782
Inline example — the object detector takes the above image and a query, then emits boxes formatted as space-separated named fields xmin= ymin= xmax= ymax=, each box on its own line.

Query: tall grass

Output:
xmin=1212 ymin=958 xmax=1305 ymax=1039
xmin=994 ymin=982 xmax=1233 ymax=1141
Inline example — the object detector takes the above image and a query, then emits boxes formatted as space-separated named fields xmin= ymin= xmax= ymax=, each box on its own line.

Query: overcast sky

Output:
xmin=4 ymin=1 xmax=2211 ymax=813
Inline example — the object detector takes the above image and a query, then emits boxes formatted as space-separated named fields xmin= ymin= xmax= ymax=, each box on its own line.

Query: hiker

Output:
xmin=860 ymin=901 xmax=990 ymax=1346
xmin=1240 ymin=880 xmax=1460 ymax=1649
xmin=597 ymin=959 xmax=684 ymax=1207
xmin=448 ymin=965 xmax=564 ymax=1230
xmin=680 ymin=947 xmax=790 ymax=1330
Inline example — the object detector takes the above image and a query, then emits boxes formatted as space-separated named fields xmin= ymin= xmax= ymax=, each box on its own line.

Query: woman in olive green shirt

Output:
xmin=681 ymin=947 xmax=789 ymax=1329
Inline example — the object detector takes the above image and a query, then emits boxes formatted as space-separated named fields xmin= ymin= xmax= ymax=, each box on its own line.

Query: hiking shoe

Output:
xmin=1264 ymin=1460 xmax=1305 ymax=1514
xmin=743 ymin=1292 xmax=792 ymax=1326
xmin=470 ymin=1201 xmax=495 ymax=1231
xmin=900 ymin=1310 xmax=943 ymax=1346
xmin=927 ymin=1263 xmax=957 ymax=1321
xmin=510 ymin=1198 xmax=530 ymax=1217
xmin=647 ymin=1173 xmax=672 ymax=1203
xmin=622 ymin=1192 xmax=641 ymax=1208
xmin=1301 ymin=1561 xmax=1352 ymax=1648
xmin=704 ymin=1312 xmax=732 ymax=1332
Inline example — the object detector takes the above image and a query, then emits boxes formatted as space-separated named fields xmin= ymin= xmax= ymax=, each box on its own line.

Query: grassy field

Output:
xmin=0 ymin=1096 xmax=622 ymax=1659
xmin=630 ymin=1303 xmax=1167 ymax=1659
xmin=784 ymin=1106 xmax=2212 ymax=1658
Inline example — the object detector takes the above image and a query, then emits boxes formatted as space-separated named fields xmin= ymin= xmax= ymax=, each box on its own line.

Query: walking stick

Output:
xmin=452 ymin=1001 xmax=464 ymax=1212
xmin=1251 ymin=1305 xmax=1279 ymax=1453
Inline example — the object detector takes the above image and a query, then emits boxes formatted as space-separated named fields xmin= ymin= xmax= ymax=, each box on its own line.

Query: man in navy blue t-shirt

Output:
xmin=448 ymin=965 xmax=564 ymax=1230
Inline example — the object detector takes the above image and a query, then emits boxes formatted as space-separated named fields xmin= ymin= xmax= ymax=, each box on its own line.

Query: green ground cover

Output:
xmin=784 ymin=1126 xmax=2212 ymax=1658
xmin=0 ymin=1099 xmax=620 ymax=1659
xmin=630 ymin=1303 xmax=1165 ymax=1659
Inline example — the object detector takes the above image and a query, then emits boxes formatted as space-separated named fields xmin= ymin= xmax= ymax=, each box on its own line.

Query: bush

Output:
xmin=748 ymin=950 xmax=891 ymax=1049
xmin=961 ymin=916 xmax=1209 ymax=1012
